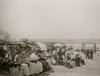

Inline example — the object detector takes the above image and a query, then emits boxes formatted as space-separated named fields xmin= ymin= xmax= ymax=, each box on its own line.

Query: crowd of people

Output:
xmin=50 ymin=48 xmax=86 ymax=69
xmin=0 ymin=40 xmax=95 ymax=76
xmin=0 ymin=41 xmax=53 ymax=76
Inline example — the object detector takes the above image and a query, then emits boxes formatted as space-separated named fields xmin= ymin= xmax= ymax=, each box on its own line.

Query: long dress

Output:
xmin=36 ymin=61 xmax=43 ymax=73
xmin=19 ymin=63 xmax=30 ymax=76
xmin=29 ymin=53 xmax=40 ymax=74
xmin=29 ymin=62 xmax=38 ymax=75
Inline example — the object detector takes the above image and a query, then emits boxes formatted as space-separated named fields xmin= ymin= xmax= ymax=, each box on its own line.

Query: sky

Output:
xmin=0 ymin=0 xmax=100 ymax=40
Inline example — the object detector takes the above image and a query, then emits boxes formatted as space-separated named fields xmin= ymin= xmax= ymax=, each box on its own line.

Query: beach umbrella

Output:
xmin=30 ymin=41 xmax=47 ymax=51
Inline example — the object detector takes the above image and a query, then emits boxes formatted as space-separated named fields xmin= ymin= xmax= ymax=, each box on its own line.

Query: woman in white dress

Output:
xmin=36 ymin=51 xmax=43 ymax=74
xmin=29 ymin=53 xmax=38 ymax=75
xmin=19 ymin=57 xmax=31 ymax=76
xmin=29 ymin=52 xmax=43 ymax=75
xmin=36 ymin=60 xmax=43 ymax=74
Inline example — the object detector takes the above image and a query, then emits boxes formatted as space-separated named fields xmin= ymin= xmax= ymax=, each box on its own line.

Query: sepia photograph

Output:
xmin=0 ymin=0 xmax=100 ymax=76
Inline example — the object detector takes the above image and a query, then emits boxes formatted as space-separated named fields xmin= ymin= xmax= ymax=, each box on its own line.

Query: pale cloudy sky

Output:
xmin=0 ymin=0 xmax=100 ymax=40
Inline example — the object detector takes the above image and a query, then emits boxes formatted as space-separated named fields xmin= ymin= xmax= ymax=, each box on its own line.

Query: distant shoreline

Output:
xmin=30 ymin=39 xmax=100 ymax=44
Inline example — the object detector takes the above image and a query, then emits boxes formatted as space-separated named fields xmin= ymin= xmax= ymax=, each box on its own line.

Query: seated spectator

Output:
xmin=75 ymin=54 xmax=81 ymax=67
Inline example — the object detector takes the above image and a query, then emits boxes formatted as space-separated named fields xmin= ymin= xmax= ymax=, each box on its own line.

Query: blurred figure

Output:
xmin=90 ymin=49 xmax=93 ymax=59
xmin=86 ymin=49 xmax=89 ymax=59
xmin=75 ymin=54 xmax=81 ymax=67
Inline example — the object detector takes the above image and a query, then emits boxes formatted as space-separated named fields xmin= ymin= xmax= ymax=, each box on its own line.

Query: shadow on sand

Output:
xmin=33 ymin=70 xmax=55 ymax=76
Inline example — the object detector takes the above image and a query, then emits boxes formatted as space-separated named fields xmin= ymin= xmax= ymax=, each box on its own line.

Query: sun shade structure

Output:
xmin=36 ymin=42 xmax=47 ymax=51
xmin=29 ymin=41 xmax=47 ymax=51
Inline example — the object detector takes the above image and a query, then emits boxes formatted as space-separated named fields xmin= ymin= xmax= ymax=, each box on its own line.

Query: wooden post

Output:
xmin=82 ymin=43 xmax=85 ymax=52
xmin=93 ymin=43 xmax=96 ymax=53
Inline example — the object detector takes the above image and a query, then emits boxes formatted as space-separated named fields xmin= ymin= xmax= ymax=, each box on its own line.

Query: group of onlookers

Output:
xmin=0 ymin=43 xmax=53 ymax=76
xmin=10 ymin=51 xmax=53 ymax=76
xmin=0 ymin=41 xmax=95 ymax=76
xmin=51 ymin=48 xmax=86 ymax=69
